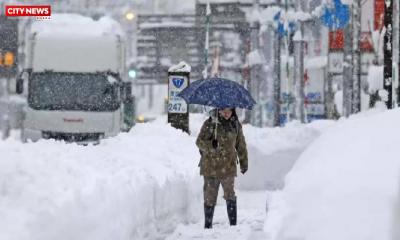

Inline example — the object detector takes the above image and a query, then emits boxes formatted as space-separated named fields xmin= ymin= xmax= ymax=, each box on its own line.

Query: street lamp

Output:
xmin=125 ymin=11 xmax=135 ymax=21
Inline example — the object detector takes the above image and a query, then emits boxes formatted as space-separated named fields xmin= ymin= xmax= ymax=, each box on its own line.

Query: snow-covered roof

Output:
xmin=31 ymin=13 xmax=124 ymax=38
xmin=31 ymin=36 xmax=122 ymax=73
xmin=29 ymin=14 xmax=124 ymax=73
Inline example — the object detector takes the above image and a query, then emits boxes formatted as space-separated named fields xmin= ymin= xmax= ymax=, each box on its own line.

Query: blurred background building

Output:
xmin=0 ymin=0 xmax=397 ymax=134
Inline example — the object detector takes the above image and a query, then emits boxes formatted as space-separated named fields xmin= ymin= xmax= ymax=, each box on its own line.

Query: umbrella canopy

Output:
xmin=177 ymin=77 xmax=256 ymax=110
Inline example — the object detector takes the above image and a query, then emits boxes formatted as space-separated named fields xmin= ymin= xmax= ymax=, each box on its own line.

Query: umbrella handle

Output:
xmin=214 ymin=108 xmax=218 ymax=140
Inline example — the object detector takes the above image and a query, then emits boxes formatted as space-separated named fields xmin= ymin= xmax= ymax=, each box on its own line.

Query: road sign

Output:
xmin=321 ymin=0 xmax=350 ymax=30
xmin=168 ymin=75 xmax=189 ymax=113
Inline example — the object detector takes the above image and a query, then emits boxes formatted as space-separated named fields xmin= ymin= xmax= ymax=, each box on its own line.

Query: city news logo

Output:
xmin=5 ymin=5 xmax=51 ymax=20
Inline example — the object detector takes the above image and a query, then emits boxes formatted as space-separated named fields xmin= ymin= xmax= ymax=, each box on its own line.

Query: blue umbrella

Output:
xmin=177 ymin=77 xmax=256 ymax=110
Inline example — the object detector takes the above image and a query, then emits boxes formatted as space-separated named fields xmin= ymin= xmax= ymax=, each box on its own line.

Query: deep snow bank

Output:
xmin=0 ymin=113 xmax=334 ymax=240
xmin=237 ymin=120 xmax=334 ymax=190
xmin=0 ymin=118 xmax=202 ymax=240
xmin=264 ymin=108 xmax=400 ymax=240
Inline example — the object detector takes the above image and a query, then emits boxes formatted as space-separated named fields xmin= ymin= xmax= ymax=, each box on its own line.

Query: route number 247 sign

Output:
xmin=168 ymin=75 xmax=188 ymax=113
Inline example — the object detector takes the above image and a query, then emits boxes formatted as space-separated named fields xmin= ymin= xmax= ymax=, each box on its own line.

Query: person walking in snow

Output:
xmin=196 ymin=108 xmax=248 ymax=229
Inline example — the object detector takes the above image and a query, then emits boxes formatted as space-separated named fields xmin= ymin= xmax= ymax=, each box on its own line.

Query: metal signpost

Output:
xmin=293 ymin=32 xmax=306 ymax=123
xmin=167 ymin=63 xmax=190 ymax=133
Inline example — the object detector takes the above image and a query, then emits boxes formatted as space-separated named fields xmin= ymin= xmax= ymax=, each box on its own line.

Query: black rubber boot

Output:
xmin=204 ymin=204 xmax=215 ymax=229
xmin=226 ymin=199 xmax=237 ymax=226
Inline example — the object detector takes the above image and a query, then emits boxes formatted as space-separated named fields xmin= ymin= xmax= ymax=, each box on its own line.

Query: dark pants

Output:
xmin=203 ymin=176 xmax=236 ymax=207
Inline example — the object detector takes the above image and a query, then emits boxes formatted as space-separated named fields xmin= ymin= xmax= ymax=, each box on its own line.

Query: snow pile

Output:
xmin=168 ymin=61 xmax=192 ymax=73
xmin=264 ymin=108 xmax=400 ymax=240
xmin=0 ymin=118 xmax=202 ymax=240
xmin=334 ymin=90 xmax=343 ymax=115
xmin=367 ymin=65 xmax=383 ymax=93
xmin=334 ymin=90 xmax=372 ymax=116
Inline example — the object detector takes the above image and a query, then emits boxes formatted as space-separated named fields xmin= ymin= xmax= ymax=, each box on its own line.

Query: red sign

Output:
xmin=374 ymin=0 xmax=385 ymax=30
xmin=329 ymin=0 xmax=384 ymax=51
xmin=5 ymin=5 xmax=51 ymax=17
xmin=329 ymin=30 xmax=344 ymax=50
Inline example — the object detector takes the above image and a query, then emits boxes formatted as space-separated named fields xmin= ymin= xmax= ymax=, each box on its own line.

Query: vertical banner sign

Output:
xmin=168 ymin=75 xmax=188 ymax=113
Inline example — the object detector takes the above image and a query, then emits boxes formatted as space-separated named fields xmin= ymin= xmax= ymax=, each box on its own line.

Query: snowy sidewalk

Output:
xmin=165 ymin=191 xmax=268 ymax=240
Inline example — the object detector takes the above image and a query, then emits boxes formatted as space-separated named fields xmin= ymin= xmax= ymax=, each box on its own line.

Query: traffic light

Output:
xmin=128 ymin=69 xmax=137 ymax=79
xmin=127 ymin=63 xmax=137 ymax=80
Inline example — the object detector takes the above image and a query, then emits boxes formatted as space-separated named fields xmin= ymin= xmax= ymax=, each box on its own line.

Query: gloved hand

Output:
xmin=241 ymin=167 xmax=248 ymax=174
xmin=212 ymin=139 xmax=219 ymax=149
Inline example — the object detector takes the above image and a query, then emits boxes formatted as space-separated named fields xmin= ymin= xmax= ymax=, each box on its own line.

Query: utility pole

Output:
xmin=343 ymin=17 xmax=353 ymax=117
xmin=398 ymin=0 xmax=400 ymax=106
xmin=384 ymin=0 xmax=393 ymax=109
xmin=293 ymin=28 xmax=306 ymax=123
xmin=393 ymin=0 xmax=399 ymax=106
xmin=284 ymin=0 xmax=291 ymax=124
xmin=352 ymin=0 xmax=362 ymax=113
xmin=203 ymin=1 xmax=211 ymax=79
xmin=273 ymin=0 xmax=282 ymax=127
xmin=250 ymin=0 xmax=262 ymax=127
xmin=273 ymin=29 xmax=281 ymax=127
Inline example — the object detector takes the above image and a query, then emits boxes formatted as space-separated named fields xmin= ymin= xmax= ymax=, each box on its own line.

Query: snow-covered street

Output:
xmin=166 ymin=191 xmax=268 ymax=240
